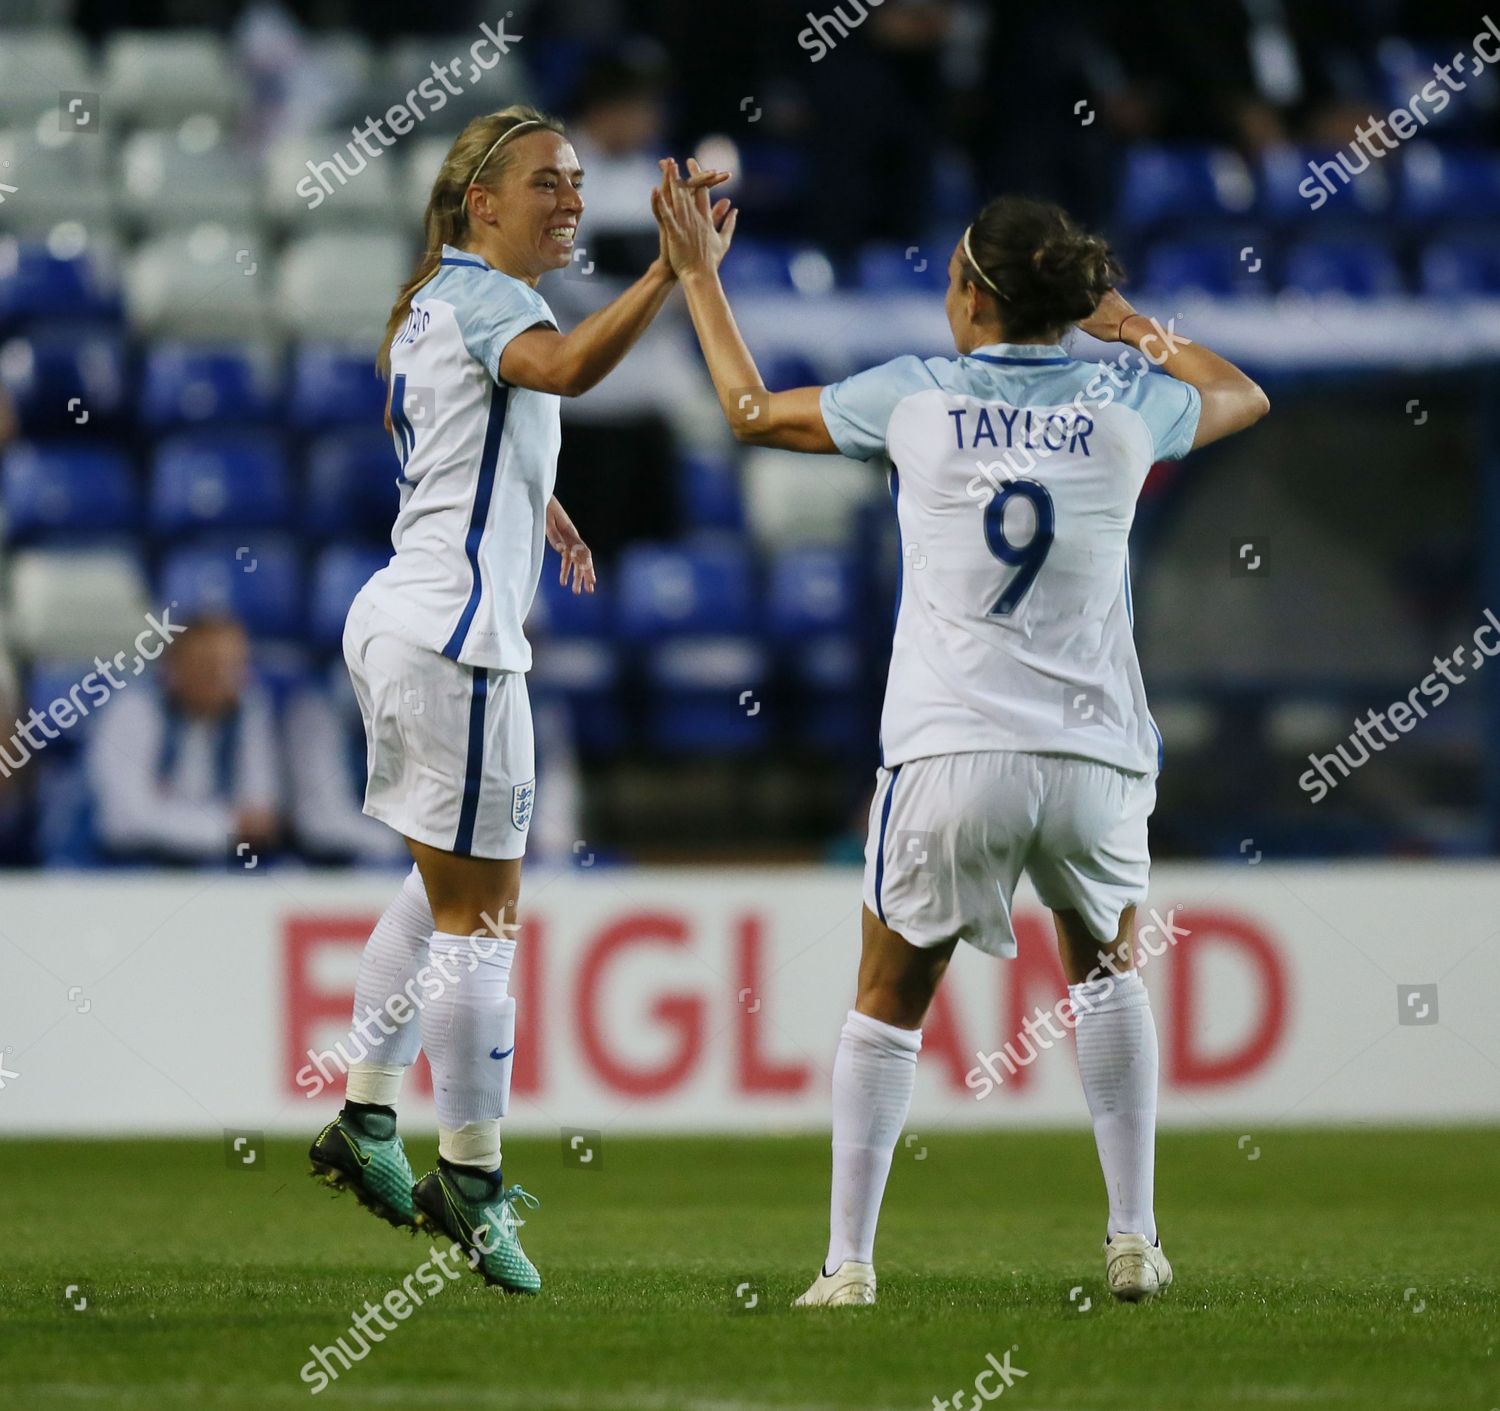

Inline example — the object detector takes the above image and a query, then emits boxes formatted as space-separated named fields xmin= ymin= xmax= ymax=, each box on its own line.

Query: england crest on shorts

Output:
xmin=511 ymin=779 xmax=535 ymax=831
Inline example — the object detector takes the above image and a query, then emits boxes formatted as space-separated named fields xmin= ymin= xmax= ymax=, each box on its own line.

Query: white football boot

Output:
xmin=1105 ymin=1233 xmax=1173 ymax=1302
xmin=793 ymin=1260 xmax=877 ymax=1307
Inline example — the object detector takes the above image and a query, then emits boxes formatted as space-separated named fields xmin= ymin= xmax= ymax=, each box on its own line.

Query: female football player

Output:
xmin=308 ymin=109 xmax=732 ymax=1292
xmin=654 ymin=165 xmax=1267 ymax=1305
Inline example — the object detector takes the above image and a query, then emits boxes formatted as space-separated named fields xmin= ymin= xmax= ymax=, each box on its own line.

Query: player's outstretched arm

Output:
xmin=1077 ymin=289 xmax=1270 ymax=449
xmin=499 ymin=166 xmax=732 ymax=398
xmin=653 ymin=159 xmax=839 ymax=454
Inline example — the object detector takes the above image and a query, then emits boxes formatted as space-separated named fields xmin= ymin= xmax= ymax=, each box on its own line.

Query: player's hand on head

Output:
xmin=1075 ymin=288 xmax=1137 ymax=342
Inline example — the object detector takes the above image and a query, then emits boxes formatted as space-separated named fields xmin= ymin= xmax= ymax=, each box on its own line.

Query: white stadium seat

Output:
xmin=262 ymin=131 xmax=400 ymax=231
xmin=119 ymin=123 xmax=261 ymax=233
xmin=0 ymin=29 xmax=94 ymax=127
xmin=274 ymin=231 xmax=414 ymax=344
xmin=124 ymin=224 xmax=273 ymax=341
xmin=101 ymin=30 xmax=247 ymax=124
xmin=741 ymin=445 xmax=885 ymax=548
xmin=0 ymin=120 xmax=115 ymax=235
xmin=4 ymin=548 xmax=151 ymax=660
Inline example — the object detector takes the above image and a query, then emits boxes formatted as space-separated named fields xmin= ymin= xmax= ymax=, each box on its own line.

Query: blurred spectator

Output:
xmin=284 ymin=663 xmax=408 ymax=865
xmin=86 ymin=615 xmax=283 ymax=864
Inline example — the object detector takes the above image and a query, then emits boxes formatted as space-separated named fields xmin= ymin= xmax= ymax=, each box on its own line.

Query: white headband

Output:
xmin=961 ymin=224 xmax=1002 ymax=296
xmin=465 ymin=119 xmax=546 ymax=196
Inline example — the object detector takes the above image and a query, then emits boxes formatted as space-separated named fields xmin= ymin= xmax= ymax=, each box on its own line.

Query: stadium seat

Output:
xmin=139 ymin=344 xmax=281 ymax=430
xmin=1140 ymin=238 xmax=1273 ymax=298
xmin=305 ymin=428 xmax=402 ymax=542
xmin=1400 ymin=143 xmax=1500 ymax=223
xmin=0 ymin=239 xmax=120 ymax=331
xmin=0 ymin=127 xmax=115 ymax=238
xmin=124 ymin=224 xmax=272 ymax=340
xmin=789 ymin=634 xmax=865 ymax=753
xmin=616 ymin=540 xmax=758 ymax=639
xmin=402 ymin=136 xmax=453 ymax=217
xmin=1282 ymin=239 xmax=1406 ymax=297
xmin=119 ymin=124 xmax=260 ymax=233
xmin=1420 ymin=237 xmax=1500 ymax=296
xmin=1116 ymin=144 xmax=1256 ymax=233
xmin=528 ymin=640 xmax=625 ymax=755
xmin=1258 ymin=145 xmax=1395 ymax=226
xmin=101 ymin=31 xmax=248 ymax=123
xmin=532 ymin=558 xmax=614 ymax=639
xmin=158 ymin=536 xmax=304 ymax=638
xmin=288 ymin=345 xmax=388 ymax=428
xmin=1376 ymin=41 xmax=1490 ymax=137
xmin=644 ymin=637 xmax=771 ymax=754
xmin=25 ymin=659 xmax=103 ymax=755
xmin=767 ymin=548 xmax=858 ymax=640
xmin=309 ymin=544 xmax=388 ymax=649
xmin=742 ymin=445 xmax=884 ymax=549
xmin=4 ymin=547 xmax=151 ymax=659
xmin=0 ymin=330 xmax=128 ymax=433
xmin=0 ymin=31 xmax=94 ymax=126
xmin=148 ymin=432 xmax=292 ymax=537
xmin=678 ymin=452 xmax=744 ymax=532
xmin=856 ymin=242 xmax=951 ymax=292
xmin=274 ymin=232 xmax=413 ymax=344
xmin=717 ymin=238 xmax=814 ymax=294
xmin=263 ymin=131 xmax=400 ymax=230
xmin=2 ymin=444 xmax=137 ymax=544
xmin=378 ymin=36 xmax=534 ymax=129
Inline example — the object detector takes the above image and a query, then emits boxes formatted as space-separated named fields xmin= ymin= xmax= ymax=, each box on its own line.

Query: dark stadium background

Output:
xmin=2 ymin=0 xmax=1498 ymax=868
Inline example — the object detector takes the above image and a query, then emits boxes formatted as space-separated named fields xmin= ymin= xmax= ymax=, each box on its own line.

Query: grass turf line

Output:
xmin=1 ymin=1128 xmax=1495 ymax=1410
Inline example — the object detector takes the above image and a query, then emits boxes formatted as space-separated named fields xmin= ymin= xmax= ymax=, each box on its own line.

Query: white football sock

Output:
xmin=1070 ymin=970 xmax=1158 ymax=1241
xmin=825 ymin=1008 xmax=922 ymax=1271
xmin=421 ymin=931 xmax=518 ymax=1173
xmin=345 ymin=864 xmax=432 ymax=1108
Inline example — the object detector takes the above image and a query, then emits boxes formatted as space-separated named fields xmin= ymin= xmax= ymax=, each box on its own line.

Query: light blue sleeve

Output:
xmin=1130 ymin=370 xmax=1202 ymax=461
xmin=818 ymin=355 xmax=943 ymax=462
xmin=455 ymin=273 xmax=558 ymax=382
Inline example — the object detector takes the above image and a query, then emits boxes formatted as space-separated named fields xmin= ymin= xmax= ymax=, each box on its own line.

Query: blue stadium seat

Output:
xmin=26 ymin=660 xmax=105 ymax=756
xmin=158 ymin=536 xmax=304 ymax=637
xmin=1401 ymin=144 xmax=1500 ymax=223
xmin=616 ymin=540 xmax=758 ymax=639
xmin=149 ymin=432 xmax=292 ymax=536
xmin=532 ymin=558 xmax=613 ymax=639
xmin=716 ymin=238 xmax=836 ymax=295
xmin=1258 ymin=146 xmax=1394 ymax=225
xmin=309 ymin=544 xmax=388 ymax=649
xmin=139 ymin=344 xmax=281 ymax=430
xmin=2 ymin=444 xmax=138 ymax=545
xmin=0 ymin=241 xmax=121 ymax=332
xmin=678 ymin=452 xmax=744 ymax=533
xmin=0 ymin=331 xmax=128 ymax=433
xmin=1421 ymin=238 xmax=1500 ymax=296
xmin=530 ymin=641 xmax=624 ymax=754
xmin=1116 ymin=145 xmax=1256 ymax=233
xmin=789 ymin=634 xmax=864 ymax=753
xmin=645 ymin=637 xmax=771 ymax=754
xmin=1376 ymin=43 xmax=1487 ymax=137
xmin=1282 ymin=240 xmax=1405 ymax=296
xmin=856 ymin=242 xmax=950 ymax=293
xmin=1140 ymin=238 xmax=1273 ymax=298
xmin=305 ymin=428 xmax=401 ymax=542
xmin=289 ymin=344 xmax=389 ymax=427
xmin=760 ymin=351 xmax=824 ymax=391
xmin=767 ymin=548 xmax=858 ymax=640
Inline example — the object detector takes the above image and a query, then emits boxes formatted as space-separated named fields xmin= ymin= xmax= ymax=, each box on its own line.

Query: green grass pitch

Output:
xmin=2 ymin=1128 xmax=1495 ymax=1410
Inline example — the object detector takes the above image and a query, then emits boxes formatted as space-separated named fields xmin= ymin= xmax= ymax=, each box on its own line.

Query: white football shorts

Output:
xmin=343 ymin=592 xmax=535 ymax=860
xmin=863 ymin=750 xmax=1155 ymax=957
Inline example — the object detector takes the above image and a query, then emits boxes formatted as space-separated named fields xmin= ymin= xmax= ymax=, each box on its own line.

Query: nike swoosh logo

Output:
xmin=489 ymin=1046 xmax=514 ymax=1060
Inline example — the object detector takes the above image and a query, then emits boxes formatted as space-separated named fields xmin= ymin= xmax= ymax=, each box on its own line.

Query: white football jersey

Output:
xmin=359 ymin=245 xmax=560 ymax=672
xmin=820 ymin=341 xmax=1201 ymax=776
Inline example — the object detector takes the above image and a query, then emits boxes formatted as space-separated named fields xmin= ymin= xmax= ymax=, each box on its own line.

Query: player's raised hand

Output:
xmin=652 ymin=157 xmax=738 ymax=278
xmin=545 ymin=496 xmax=597 ymax=595
xmin=1075 ymin=287 xmax=1138 ymax=342
xmin=651 ymin=159 xmax=731 ymax=278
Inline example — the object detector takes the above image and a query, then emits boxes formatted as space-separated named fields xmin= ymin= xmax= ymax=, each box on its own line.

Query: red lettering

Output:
xmin=575 ymin=912 xmax=704 ymax=1096
xmin=734 ymin=915 xmax=812 ymax=1093
xmin=1167 ymin=909 xmax=1287 ymax=1085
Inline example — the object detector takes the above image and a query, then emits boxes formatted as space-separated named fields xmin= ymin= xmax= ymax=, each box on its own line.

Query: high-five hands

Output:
xmin=652 ymin=157 xmax=739 ymax=279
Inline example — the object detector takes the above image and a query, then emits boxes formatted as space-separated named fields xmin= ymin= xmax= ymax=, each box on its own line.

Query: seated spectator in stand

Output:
xmin=87 ymin=614 xmax=282 ymax=864
xmin=284 ymin=664 xmax=408 ymax=866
